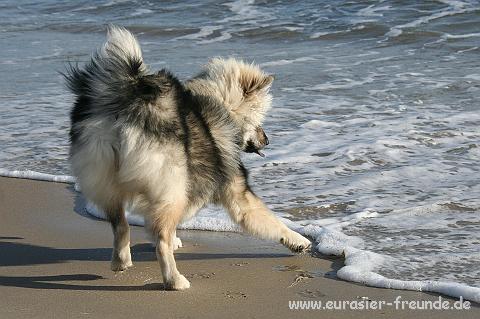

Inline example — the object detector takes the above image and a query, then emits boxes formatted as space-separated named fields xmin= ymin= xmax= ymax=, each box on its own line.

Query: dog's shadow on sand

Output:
xmin=0 ymin=273 xmax=167 ymax=291
xmin=0 ymin=240 xmax=301 ymax=291
xmin=0 ymin=240 xmax=293 ymax=267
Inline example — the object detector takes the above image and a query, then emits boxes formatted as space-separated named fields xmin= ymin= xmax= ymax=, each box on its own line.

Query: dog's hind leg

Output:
xmin=221 ymin=172 xmax=311 ymax=253
xmin=105 ymin=201 xmax=133 ymax=271
xmin=147 ymin=203 xmax=190 ymax=290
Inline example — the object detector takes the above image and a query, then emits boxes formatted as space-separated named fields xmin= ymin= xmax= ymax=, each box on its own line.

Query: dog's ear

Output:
xmin=241 ymin=74 xmax=274 ymax=96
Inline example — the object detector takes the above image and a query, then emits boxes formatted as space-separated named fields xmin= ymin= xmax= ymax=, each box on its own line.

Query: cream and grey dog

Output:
xmin=66 ymin=26 xmax=311 ymax=290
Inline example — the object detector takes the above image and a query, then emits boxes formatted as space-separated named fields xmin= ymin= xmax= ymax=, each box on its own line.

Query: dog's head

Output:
xmin=189 ymin=58 xmax=274 ymax=156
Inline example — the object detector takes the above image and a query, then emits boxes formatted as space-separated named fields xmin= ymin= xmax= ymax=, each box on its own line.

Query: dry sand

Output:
xmin=0 ymin=176 xmax=478 ymax=318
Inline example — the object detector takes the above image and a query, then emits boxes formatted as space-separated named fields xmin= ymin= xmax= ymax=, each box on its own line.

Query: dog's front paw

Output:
xmin=280 ymin=231 xmax=311 ymax=253
xmin=165 ymin=274 xmax=191 ymax=291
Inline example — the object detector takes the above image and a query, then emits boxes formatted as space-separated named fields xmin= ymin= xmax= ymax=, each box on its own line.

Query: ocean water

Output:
xmin=1 ymin=0 xmax=479 ymax=300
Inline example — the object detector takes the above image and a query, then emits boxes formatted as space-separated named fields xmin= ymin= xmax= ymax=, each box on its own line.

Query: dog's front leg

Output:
xmin=147 ymin=203 xmax=190 ymax=290
xmin=221 ymin=172 xmax=311 ymax=252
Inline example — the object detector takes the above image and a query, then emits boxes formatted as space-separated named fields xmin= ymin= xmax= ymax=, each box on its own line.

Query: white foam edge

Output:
xmin=2 ymin=169 xmax=479 ymax=302
xmin=86 ymin=201 xmax=242 ymax=233
xmin=0 ymin=168 xmax=76 ymax=184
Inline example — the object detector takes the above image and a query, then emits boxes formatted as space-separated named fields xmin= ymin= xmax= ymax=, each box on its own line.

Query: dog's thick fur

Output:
xmin=66 ymin=26 xmax=310 ymax=290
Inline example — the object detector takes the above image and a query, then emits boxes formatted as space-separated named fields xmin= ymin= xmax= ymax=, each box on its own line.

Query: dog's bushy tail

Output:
xmin=64 ymin=25 xmax=151 ymax=115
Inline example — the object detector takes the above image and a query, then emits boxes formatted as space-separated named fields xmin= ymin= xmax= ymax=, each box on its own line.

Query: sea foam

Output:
xmin=0 ymin=168 xmax=75 ymax=184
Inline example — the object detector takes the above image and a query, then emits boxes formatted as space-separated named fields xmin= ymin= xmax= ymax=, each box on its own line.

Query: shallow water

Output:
xmin=0 ymin=0 xmax=479 ymax=289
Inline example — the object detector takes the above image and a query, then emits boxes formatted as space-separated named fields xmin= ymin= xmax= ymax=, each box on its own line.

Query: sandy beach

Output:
xmin=0 ymin=176 xmax=478 ymax=319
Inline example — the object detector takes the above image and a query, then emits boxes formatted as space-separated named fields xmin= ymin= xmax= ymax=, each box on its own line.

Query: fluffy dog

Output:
xmin=66 ymin=26 xmax=311 ymax=290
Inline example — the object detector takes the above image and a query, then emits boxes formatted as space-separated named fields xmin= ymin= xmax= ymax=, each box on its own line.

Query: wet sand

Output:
xmin=0 ymin=176 xmax=478 ymax=318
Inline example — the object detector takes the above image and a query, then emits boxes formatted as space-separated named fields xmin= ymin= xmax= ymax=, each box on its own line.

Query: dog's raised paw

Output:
xmin=281 ymin=232 xmax=312 ymax=253
xmin=291 ymin=241 xmax=312 ymax=253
